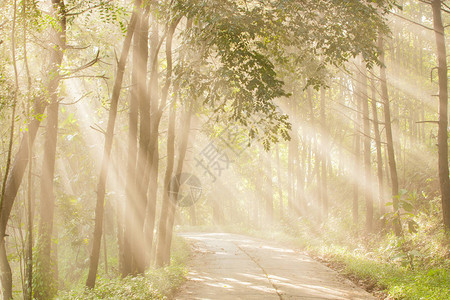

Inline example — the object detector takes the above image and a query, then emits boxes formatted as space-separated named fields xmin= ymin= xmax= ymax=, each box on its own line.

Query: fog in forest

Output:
xmin=0 ymin=0 xmax=449 ymax=299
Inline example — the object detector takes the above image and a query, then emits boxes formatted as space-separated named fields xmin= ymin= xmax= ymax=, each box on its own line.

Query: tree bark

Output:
xmin=276 ymin=145 xmax=284 ymax=219
xmin=155 ymin=27 xmax=178 ymax=268
xmin=287 ymin=121 xmax=294 ymax=213
xmin=371 ymin=77 xmax=385 ymax=226
xmin=353 ymin=79 xmax=361 ymax=226
xmin=379 ymin=35 xmax=401 ymax=236
xmin=156 ymin=92 xmax=176 ymax=267
xmin=23 ymin=0 xmax=34 ymax=295
xmin=0 ymin=2 xmax=19 ymax=297
xmin=431 ymin=0 xmax=450 ymax=232
xmin=133 ymin=8 xmax=151 ymax=274
xmin=162 ymin=105 xmax=193 ymax=265
xmin=85 ymin=10 xmax=137 ymax=289
xmin=320 ymin=88 xmax=328 ymax=220
xmin=123 ymin=5 xmax=144 ymax=276
xmin=265 ymin=152 xmax=273 ymax=224
xmin=35 ymin=100 xmax=60 ymax=300
xmin=35 ymin=1 xmax=67 ymax=296
xmin=360 ymin=63 xmax=373 ymax=233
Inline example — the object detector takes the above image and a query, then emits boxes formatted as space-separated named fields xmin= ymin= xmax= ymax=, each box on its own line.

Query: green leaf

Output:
xmin=401 ymin=200 xmax=413 ymax=212
xmin=407 ymin=220 xmax=419 ymax=234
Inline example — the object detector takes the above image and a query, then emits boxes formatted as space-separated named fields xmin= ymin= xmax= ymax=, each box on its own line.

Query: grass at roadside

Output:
xmin=60 ymin=236 xmax=190 ymax=299
xmin=313 ymin=244 xmax=449 ymax=300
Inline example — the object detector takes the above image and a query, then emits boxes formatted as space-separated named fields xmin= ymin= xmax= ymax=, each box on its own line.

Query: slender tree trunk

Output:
xmin=0 ymin=2 xmax=19 ymax=297
xmin=115 ymin=144 xmax=125 ymax=275
xmin=287 ymin=126 xmax=294 ymax=213
xmin=307 ymin=89 xmax=320 ymax=218
xmin=24 ymin=142 xmax=33 ymax=300
xmin=360 ymin=63 xmax=373 ymax=232
xmin=155 ymin=28 xmax=178 ymax=268
xmin=265 ymin=152 xmax=273 ymax=224
xmin=379 ymin=36 xmax=401 ymax=236
xmin=371 ymin=77 xmax=385 ymax=226
xmin=212 ymin=183 xmax=224 ymax=226
xmin=35 ymin=100 xmax=60 ymax=300
xmin=432 ymin=0 xmax=450 ymax=232
xmin=296 ymin=140 xmax=305 ymax=215
xmin=103 ymin=217 xmax=108 ymax=275
xmin=86 ymin=10 xmax=137 ymax=289
xmin=134 ymin=8 xmax=151 ymax=274
xmin=320 ymin=89 xmax=328 ymax=220
xmin=23 ymin=0 xmax=34 ymax=296
xmin=122 ymin=9 xmax=141 ymax=277
xmin=353 ymin=81 xmax=361 ymax=226
xmin=276 ymin=145 xmax=283 ymax=219
xmin=36 ymin=0 xmax=67 ymax=295
xmin=163 ymin=105 xmax=193 ymax=265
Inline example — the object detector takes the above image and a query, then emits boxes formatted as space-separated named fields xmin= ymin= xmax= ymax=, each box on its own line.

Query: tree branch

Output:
xmin=390 ymin=12 xmax=433 ymax=31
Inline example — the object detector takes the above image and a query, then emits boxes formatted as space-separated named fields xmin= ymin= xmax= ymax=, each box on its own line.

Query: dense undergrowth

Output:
xmin=179 ymin=204 xmax=450 ymax=300
xmin=59 ymin=236 xmax=190 ymax=299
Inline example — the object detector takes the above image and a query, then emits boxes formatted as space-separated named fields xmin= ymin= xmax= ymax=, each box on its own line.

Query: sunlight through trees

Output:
xmin=0 ymin=0 xmax=448 ymax=299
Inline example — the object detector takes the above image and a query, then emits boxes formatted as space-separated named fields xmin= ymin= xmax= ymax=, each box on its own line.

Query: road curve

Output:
xmin=174 ymin=232 xmax=376 ymax=300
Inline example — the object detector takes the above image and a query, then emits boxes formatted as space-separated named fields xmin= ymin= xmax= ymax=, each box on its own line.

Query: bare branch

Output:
xmin=59 ymin=92 xmax=93 ymax=105
xmin=62 ymin=50 xmax=100 ymax=75
xmin=390 ymin=12 xmax=433 ymax=31
xmin=416 ymin=120 xmax=439 ymax=124
xmin=60 ymin=74 xmax=108 ymax=80
xmin=90 ymin=124 xmax=106 ymax=135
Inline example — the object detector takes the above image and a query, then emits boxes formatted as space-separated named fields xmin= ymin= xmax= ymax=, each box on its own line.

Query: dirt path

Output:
xmin=174 ymin=232 xmax=376 ymax=300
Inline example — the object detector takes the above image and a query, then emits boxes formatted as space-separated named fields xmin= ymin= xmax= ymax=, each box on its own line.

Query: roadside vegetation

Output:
xmin=60 ymin=236 xmax=190 ymax=299
xmin=180 ymin=200 xmax=449 ymax=300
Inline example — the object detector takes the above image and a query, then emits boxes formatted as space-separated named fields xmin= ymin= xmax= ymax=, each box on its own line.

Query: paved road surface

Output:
xmin=174 ymin=232 xmax=376 ymax=300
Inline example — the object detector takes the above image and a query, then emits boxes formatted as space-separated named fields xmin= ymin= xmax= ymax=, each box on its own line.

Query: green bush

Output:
xmin=60 ymin=236 xmax=189 ymax=299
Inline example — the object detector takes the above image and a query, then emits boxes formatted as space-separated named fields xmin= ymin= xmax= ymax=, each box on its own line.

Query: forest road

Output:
xmin=174 ymin=232 xmax=376 ymax=300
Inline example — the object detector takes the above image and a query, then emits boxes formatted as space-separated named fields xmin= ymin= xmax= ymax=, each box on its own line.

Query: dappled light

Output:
xmin=0 ymin=0 xmax=449 ymax=299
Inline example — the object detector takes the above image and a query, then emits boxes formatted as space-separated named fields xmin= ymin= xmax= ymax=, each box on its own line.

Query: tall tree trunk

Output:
xmin=265 ymin=152 xmax=273 ymax=224
xmin=143 ymin=17 xmax=180 ymax=269
xmin=360 ymin=63 xmax=373 ymax=232
xmin=154 ymin=93 xmax=176 ymax=268
xmin=85 ymin=10 xmax=137 ymax=289
xmin=276 ymin=145 xmax=283 ymax=219
xmin=24 ymin=142 xmax=33 ymax=300
xmin=371 ymin=77 xmax=385 ymax=226
xmin=0 ymin=2 xmax=19 ymax=297
xmin=432 ymin=0 xmax=450 ymax=231
xmin=379 ymin=36 xmax=401 ymax=236
xmin=296 ymin=139 xmax=306 ymax=215
xmin=122 ymin=8 xmax=142 ymax=277
xmin=36 ymin=0 xmax=68 ymax=295
xmin=162 ymin=105 xmax=193 ymax=265
xmin=23 ymin=0 xmax=34 ymax=296
xmin=115 ymin=143 xmax=126 ymax=275
xmin=320 ymin=89 xmax=328 ymax=220
xmin=287 ymin=125 xmax=294 ymax=213
xmin=35 ymin=100 xmax=60 ymax=300
xmin=353 ymin=80 xmax=361 ymax=226
xmin=155 ymin=27 xmax=178 ymax=268
xmin=307 ymin=89 xmax=320 ymax=218
xmin=134 ymin=8 xmax=151 ymax=274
